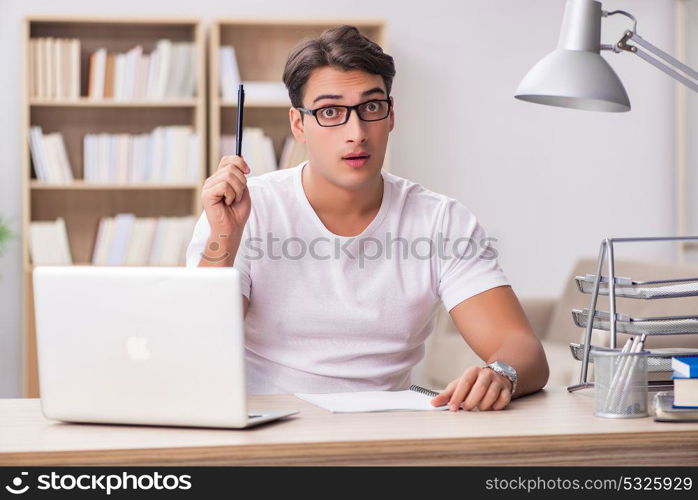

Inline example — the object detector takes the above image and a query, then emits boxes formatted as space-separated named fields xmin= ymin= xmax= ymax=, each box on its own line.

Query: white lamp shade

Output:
xmin=514 ymin=49 xmax=631 ymax=112
xmin=514 ymin=0 xmax=631 ymax=112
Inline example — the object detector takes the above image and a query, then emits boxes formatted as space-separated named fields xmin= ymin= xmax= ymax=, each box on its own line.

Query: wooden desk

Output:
xmin=1 ymin=387 xmax=697 ymax=466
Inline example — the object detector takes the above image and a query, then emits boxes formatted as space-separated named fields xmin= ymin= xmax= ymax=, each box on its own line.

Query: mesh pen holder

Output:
xmin=592 ymin=349 xmax=651 ymax=418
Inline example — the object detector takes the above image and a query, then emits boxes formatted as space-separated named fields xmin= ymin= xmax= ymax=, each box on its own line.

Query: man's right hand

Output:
xmin=202 ymin=155 xmax=252 ymax=234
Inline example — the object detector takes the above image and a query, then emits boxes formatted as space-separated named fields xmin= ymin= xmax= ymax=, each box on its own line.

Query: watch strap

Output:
xmin=484 ymin=362 xmax=517 ymax=395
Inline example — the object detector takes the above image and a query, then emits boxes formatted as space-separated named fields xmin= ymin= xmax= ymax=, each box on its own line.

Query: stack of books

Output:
xmin=92 ymin=213 xmax=197 ymax=266
xmin=29 ymin=218 xmax=72 ymax=265
xmin=87 ymin=40 xmax=196 ymax=100
xmin=28 ymin=37 xmax=81 ymax=99
xmin=28 ymin=214 xmax=197 ymax=267
xmin=83 ymin=126 xmax=199 ymax=184
xmin=29 ymin=126 xmax=74 ymax=183
xmin=672 ymin=356 xmax=698 ymax=408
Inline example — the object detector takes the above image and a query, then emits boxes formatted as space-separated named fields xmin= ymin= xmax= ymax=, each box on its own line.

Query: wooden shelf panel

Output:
xmin=30 ymin=181 xmax=199 ymax=190
xmin=27 ymin=15 xmax=200 ymax=25
xmin=29 ymin=20 xmax=196 ymax=45
xmin=30 ymin=98 xmax=198 ymax=108
xmin=213 ymin=18 xmax=385 ymax=27
xmin=220 ymin=99 xmax=290 ymax=108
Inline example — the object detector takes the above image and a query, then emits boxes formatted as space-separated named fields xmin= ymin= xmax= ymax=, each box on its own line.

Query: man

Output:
xmin=186 ymin=25 xmax=549 ymax=411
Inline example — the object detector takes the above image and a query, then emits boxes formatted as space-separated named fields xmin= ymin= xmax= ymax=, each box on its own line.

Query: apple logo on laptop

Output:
xmin=126 ymin=336 xmax=151 ymax=361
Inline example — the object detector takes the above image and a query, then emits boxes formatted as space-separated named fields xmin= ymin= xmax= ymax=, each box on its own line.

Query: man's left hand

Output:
xmin=430 ymin=365 xmax=513 ymax=411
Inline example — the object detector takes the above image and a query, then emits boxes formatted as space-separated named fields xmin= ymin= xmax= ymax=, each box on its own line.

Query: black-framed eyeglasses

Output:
xmin=296 ymin=98 xmax=392 ymax=127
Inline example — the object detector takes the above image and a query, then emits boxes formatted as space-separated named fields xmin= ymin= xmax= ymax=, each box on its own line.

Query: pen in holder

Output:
xmin=592 ymin=334 xmax=650 ymax=418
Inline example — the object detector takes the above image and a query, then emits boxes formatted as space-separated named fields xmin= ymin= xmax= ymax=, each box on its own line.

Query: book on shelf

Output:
xmin=29 ymin=126 xmax=75 ymax=184
xmin=29 ymin=37 xmax=81 ymax=99
xmin=92 ymin=214 xmax=197 ymax=266
xmin=240 ymin=81 xmax=289 ymax=104
xmin=29 ymin=218 xmax=72 ymax=265
xmin=219 ymin=46 xmax=241 ymax=100
xmin=221 ymin=127 xmax=276 ymax=176
xmin=88 ymin=48 xmax=107 ymax=99
xmin=278 ymin=134 xmax=307 ymax=169
xmin=87 ymin=39 xmax=196 ymax=100
xmin=83 ymin=126 xmax=199 ymax=184
xmin=220 ymin=130 xmax=306 ymax=175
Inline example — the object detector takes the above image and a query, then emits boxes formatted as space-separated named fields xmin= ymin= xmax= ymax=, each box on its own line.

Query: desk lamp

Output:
xmin=515 ymin=0 xmax=697 ymax=111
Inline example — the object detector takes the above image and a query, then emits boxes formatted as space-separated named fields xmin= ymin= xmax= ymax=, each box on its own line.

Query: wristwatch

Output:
xmin=483 ymin=360 xmax=518 ymax=395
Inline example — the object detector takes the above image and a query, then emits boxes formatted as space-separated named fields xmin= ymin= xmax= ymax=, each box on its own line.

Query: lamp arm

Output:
xmin=625 ymin=31 xmax=697 ymax=91
xmin=600 ymin=9 xmax=698 ymax=93
xmin=602 ymin=9 xmax=637 ymax=32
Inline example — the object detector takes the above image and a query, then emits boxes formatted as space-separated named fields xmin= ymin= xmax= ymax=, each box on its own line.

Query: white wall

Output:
xmin=0 ymin=0 xmax=681 ymax=397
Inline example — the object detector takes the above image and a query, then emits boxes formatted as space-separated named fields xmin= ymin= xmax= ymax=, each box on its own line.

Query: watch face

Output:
xmin=494 ymin=361 xmax=516 ymax=379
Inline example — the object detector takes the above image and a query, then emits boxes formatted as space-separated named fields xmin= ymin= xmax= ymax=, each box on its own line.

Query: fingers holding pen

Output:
xmin=204 ymin=156 xmax=251 ymax=205
xmin=216 ymin=155 xmax=250 ymax=175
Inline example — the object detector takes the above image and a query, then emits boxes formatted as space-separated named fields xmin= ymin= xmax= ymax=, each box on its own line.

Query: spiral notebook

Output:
xmin=294 ymin=385 xmax=449 ymax=413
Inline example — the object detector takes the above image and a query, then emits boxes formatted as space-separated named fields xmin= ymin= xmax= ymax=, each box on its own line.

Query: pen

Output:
xmin=616 ymin=333 xmax=647 ymax=413
xmin=236 ymin=84 xmax=245 ymax=156
xmin=606 ymin=335 xmax=640 ymax=412
xmin=604 ymin=336 xmax=634 ymax=409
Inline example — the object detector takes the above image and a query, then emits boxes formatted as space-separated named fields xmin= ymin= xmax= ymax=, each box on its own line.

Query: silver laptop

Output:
xmin=32 ymin=266 xmax=298 ymax=428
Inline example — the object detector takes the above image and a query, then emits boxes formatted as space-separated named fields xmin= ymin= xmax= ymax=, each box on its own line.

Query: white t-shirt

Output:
xmin=185 ymin=161 xmax=509 ymax=394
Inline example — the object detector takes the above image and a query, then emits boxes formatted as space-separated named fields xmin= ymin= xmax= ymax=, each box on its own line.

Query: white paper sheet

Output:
xmin=294 ymin=390 xmax=450 ymax=413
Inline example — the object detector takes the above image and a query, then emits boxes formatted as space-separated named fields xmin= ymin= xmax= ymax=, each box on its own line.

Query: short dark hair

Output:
xmin=282 ymin=25 xmax=396 ymax=109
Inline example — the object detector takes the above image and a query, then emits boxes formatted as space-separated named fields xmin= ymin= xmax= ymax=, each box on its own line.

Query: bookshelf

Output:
xmin=21 ymin=16 xmax=206 ymax=397
xmin=20 ymin=17 xmax=389 ymax=397
xmin=208 ymin=19 xmax=388 ymax=175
